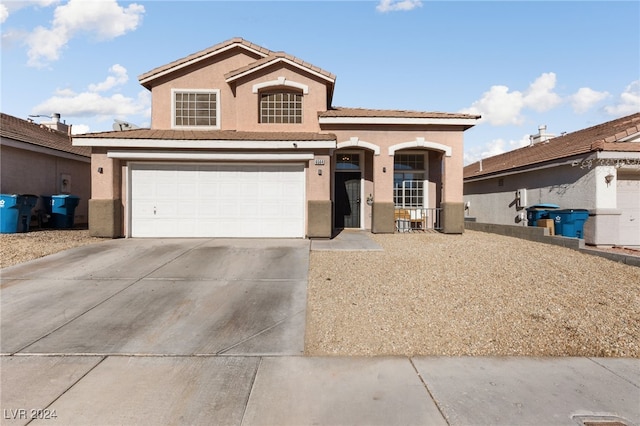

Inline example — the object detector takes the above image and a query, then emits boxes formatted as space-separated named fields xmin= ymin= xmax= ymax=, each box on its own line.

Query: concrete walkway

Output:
xmin=1 ymin=236 xmax=638 ymax=426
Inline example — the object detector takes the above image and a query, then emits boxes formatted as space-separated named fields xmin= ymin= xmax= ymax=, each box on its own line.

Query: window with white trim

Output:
xmin=260 ymin=91 xmax=302 ymax=124
xmin=172 ymin=89 xmax=219 ymax=129
xmin=394 ymin=154 xmax=426 ymax=208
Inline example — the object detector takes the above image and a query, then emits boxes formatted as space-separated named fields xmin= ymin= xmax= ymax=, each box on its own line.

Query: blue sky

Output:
xmin=1 ymin=0 xmax=639 ymax=164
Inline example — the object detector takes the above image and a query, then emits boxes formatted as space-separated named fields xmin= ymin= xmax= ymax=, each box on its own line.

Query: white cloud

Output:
xmin=0 ymin=4 xmax=8 ymax=23
xmin=464 ymin=134 xmax=530 ymax=165
xmin=1 ymin=0 xmax=59 ymax=21
xmin=522 ymin=72 xmax=562 ymax=112
xmin=605 ymin=80 xmax=640 ymax=117
xmin=89 ymin=64 xmax=128 ymax=92
xmin=460 ymin=85 xmax=525 ymax=126
xmin=25 ymin=0 xmax=144 ymax=67
xmin=570 ymin=87 xmax=610 ymax=114
xmin=32 ymin=65 xmax=150 ymax=128
xmin=376 ymin=0 xmax=422 ymax=13
xmin=461 ymin=72 xmax=563 ymax=126
xmin=33 ymin=90 xmax=148 ymax=118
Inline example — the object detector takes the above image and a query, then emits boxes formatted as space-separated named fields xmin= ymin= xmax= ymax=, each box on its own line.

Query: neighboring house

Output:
xmin=73 ymin=37 xmax=479 ymax=239
xmin=463 ymin=113 xmax=640 ymax=247
xmin=0 ymin=113 xmax=91 ymax=226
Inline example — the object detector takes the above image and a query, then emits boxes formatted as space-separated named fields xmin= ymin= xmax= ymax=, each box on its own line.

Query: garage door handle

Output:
xmin=153 ymin=207 xmax=157 ymax=215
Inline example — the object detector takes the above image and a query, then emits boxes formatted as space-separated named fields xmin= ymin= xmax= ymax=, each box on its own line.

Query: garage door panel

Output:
xmin=131 ymin=164 xmax=305 ymax=238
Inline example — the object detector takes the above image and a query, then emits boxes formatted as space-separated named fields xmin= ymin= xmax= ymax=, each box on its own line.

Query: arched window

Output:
xmin=260 ymin=91 xmax=302 ymax=124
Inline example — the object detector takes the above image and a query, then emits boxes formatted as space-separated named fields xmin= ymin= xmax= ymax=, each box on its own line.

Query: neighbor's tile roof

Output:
xmin=0 ymin=113 xmax=90 ymax=157
xmin=320 ymin=107 xmax=480 ymax=119
xmin=73 ymin=128 xmax=336 ymax=141
xmin=464 ymin=113 xmax=640 ymax=179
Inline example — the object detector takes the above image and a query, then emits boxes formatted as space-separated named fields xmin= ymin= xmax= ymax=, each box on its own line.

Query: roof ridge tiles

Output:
xmin=464 ymin=112 xmax=640 ymax=179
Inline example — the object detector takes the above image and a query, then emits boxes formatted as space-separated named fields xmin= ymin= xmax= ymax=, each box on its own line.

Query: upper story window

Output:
xmin=172 ymin=89 xmax=220 ymax=129
xmin=260 ymin=91 xmax=302 ymax=124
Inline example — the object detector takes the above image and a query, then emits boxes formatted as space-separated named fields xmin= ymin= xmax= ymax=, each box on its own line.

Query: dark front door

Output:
xmin=335 ymin=172 xmax=361 ymax=228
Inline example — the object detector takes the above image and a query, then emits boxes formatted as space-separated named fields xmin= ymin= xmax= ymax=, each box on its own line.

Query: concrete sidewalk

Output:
xmin=2 ymin=355 xmax=638 ymax=425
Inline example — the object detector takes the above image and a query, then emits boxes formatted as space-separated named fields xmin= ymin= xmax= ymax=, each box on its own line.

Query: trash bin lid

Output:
xmin=529 ymin=203 xmax=560 ymax=209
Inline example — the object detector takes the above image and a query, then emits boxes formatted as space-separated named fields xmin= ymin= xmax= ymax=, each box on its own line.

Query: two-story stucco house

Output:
xmin=74 ymin=38 xmax=479 ymax=238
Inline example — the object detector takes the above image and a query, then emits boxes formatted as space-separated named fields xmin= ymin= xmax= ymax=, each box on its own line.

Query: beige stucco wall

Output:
xmin=90 ymin=149 xmax=122 ymax=200
xmin=323 ymin=127 xmax=465 ymax=206
xmin=149 ymin=48 xmax=264 ymax=130
xmin=232 ymin=66 xmax=327 ymax=132
xmin=0 ymin=144 xmax=91 ymax=225
xmin=148 ymin=48 xmax=329 ymax=133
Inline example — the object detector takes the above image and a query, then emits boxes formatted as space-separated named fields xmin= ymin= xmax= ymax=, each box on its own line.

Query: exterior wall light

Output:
xmin=604 ymin=173 xmax=614 ymax=186
xmin=318 ymin=169 xmax=322 ymax=176
xmin=97 ymin=167 xmax=104 ymax=174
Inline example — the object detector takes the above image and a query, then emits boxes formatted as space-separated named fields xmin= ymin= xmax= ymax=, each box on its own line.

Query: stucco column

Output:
xmin=372 ymin=151 xmax=395 ymax=233
xmin=441 ymin=149 xmax=464 ymax=234
xmin=88 ymin=149 xmax=123 ymax=238
xmin=307 ymin=153 xmax=332 ymax=238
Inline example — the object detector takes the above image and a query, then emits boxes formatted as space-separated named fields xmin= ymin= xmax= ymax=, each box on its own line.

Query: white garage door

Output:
xmin=617 ymin=174 xmax=640 ymax=246
xmin=130 ymin=163 xmax=305 ymax=238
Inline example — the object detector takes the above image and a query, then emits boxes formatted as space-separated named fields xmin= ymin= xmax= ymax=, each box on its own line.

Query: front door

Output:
xmin=335 ymin=172 xmax=361 ymax=228
xmin=335 ymin=153 xmax=362 ymax=229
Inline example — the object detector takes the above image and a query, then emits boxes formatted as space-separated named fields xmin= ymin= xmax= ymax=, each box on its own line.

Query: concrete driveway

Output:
xmin=1 ymin=238 xmax=309 ymax=356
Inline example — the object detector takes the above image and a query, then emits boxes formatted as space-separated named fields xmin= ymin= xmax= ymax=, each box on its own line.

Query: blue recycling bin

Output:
xmin=0 ymin=194 xmax=38 ymax=233
xmin=552 ymin=209 xmax=590 ymax=238
xmin=0 ymin=194 xmax=21 ymax=233
xmin=46 ymin=195 xmax=81 ymax=228
xmin=526 ymin=203 xmax=560 ymax=226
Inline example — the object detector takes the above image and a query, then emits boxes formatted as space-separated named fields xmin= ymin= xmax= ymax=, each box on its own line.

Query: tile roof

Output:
xmin=464 ymin=113 xmax=640 ymax=180
xmin=320 ymin=107 xmax=480 ymax=120
xmin=138 ymin=37 xmax=335 ymax=89
xmin=73 ymin=128 xmax=336 ymax=141
xmin=1 ymin=113 xmax=90 ymax=157
xmin=138 ymin=38 xmax=272 ymax=88
xmin=224 ymin=52 xmax=336 ymax=82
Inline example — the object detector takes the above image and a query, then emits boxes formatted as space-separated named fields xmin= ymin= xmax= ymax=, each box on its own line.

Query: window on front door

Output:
xmin=394 ymin=154 xmax=426 ymax=208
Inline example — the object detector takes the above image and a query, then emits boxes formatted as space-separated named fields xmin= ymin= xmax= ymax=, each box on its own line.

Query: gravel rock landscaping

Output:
xmin=305 ymin=231 xmax=639 ymax=358
xmin=0 ymin=229 xmax=104 ymax=268
xmin=2 ymin=229 xmax=638 ymax=358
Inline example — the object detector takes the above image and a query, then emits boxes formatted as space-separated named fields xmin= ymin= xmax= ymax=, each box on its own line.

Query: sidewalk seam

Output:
xmin=409 ymin=357 xmax=450 ymax=426
xmin=239 ymin=356 xmax=263 ymax=425
xmin=587 ymin=357 xmax=640 ymax=389
xmin=24 ymin=355 xmax=108 ymax=426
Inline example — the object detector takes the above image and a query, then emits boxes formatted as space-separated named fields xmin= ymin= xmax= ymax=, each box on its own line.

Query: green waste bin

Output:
xmin=47 ymin=195 xmax=81 ymax=228
xmin=552 ymin=209 xmax=590 ymax=238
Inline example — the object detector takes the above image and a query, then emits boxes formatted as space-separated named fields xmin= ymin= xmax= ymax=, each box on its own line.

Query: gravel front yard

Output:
xmin=1 ymin=229 xmax=638 ymax=357
xmin=0 ymin=229 xmax=104 ymax=268
xmin=306 ymin=231 xmax=640 ymax=358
